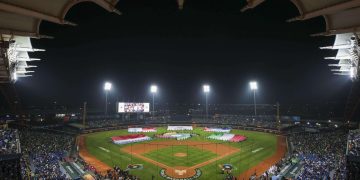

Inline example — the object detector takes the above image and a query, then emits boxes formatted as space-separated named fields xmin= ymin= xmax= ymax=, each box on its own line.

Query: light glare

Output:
xmin=249 ymin=81 xmax=258 ymax=90
xmin=150 ymin=85 xmax=158 ymax=93
xmin=13 ymin=72 xmax=17 ymax=80
xmin=203 ymin=84 xmax=210 ymax=93
xmin=350 ymin=67 xmax=355 ymax=78
xmin=104 ymin=82 xmax=112 ymax=91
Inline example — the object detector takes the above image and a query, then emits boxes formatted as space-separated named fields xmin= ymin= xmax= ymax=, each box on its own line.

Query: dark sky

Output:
xmin=15 ymin=0 xmax=352 ymax=109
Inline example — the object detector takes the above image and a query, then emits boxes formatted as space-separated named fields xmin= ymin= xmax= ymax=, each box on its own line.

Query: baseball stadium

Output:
xmin=1 ymin=0 xmax=360 ymax=180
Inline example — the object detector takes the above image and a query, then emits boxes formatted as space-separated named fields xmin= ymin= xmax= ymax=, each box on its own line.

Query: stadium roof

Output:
xmin=0 ymin=0 xmax=120 ymax=83
xmin=0 ymin=0 xmax=359 ymax=82
xmin=242 ymin=0 xmax=360 ymax=80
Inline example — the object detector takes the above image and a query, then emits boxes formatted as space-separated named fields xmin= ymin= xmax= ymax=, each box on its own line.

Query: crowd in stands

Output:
xmin=290 ymin=131 xmax=347 ymax=180
xmin=0 ymin=125 xmax=143 ymax=179
xmin=72 ymin=158 xmax=140 ymax=180
xmin=197 ymin=114 xmax=278 ymax=129
xmin=263 ymin=156 xmax=293 ymax=178
xmin=96 ymin=165 xmax=140 ymax=180
xmin=86 ymin=119 xmax=127 ymax=128
xmin=33 ymin=124 xmax=79 ymax=134
xmin=347 ymin=130 xmax=360 ymax=179
xmin=82 ymin=114 xmax=278 ymax=130
xmin=262 ymin=130 xmax=347 ymax=179
xmin=20 ymin=130 xmax=74 ymax=179
xmin=348 ymin=129 xmax=360 ymax=156
xmin=0 ymin=129 xmax=19 ymax=154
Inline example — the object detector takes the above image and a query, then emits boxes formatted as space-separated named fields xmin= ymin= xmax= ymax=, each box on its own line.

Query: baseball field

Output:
xmin=78 ymin=127 xmax=286 ymax=180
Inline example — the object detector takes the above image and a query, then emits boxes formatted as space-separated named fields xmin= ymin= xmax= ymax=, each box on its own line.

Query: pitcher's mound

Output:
xmin=174 ymin=153 xmax=187 ymax=157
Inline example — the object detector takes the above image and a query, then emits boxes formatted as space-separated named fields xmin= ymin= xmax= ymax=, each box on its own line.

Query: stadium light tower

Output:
xmin=104 ymin=82 xmax=112 ymax=120
xmin=249 ymin=81 xmax=258 ymax=116
xmin=150 ymin=85 xmax=158 ymax=116
xmin=203 ymin=84 xmax=210 ymax=121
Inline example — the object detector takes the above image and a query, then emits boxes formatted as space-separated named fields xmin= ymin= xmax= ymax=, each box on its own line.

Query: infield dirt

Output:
xmin=121 ymin=140 xmax=240 ymax=178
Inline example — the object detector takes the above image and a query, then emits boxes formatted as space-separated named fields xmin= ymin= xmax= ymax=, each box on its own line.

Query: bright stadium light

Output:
xmin=249 ymin=81 xmax=258 ymax=90
xmin=203 ymin=84 xmax=210 ymax=121
xmin=104 ymin=82 xmax=112 ymax=91
xmin=203 ymin=84 xmax=210 ymax=93
xmin=104 ymin=82 xmax=112 ymax=120
xmin=150 ymin=85 xmax=158 ymax=93
xmin=249 ymin=81 xmax=258 ymax=116
xmin=150 ymin=85 xmax=158 ymax=117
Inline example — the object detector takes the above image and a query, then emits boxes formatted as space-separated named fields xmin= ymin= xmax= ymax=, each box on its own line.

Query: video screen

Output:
xmin=118 ymin=103 xmax=150 ymax=113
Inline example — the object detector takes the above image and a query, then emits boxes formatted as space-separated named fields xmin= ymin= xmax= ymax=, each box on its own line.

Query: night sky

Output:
xmin=15 ymin=0 xmax=353 ymax=109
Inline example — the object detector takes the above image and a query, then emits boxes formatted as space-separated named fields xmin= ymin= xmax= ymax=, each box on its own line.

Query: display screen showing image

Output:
xmin=118 ymin=103 xmax=150 ymax=113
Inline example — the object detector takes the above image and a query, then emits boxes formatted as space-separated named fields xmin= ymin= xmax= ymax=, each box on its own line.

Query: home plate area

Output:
xmin=160 ymin=167 xmax=201 ymax=180
xmin=121 ymin=140 xmax=239 ymax=180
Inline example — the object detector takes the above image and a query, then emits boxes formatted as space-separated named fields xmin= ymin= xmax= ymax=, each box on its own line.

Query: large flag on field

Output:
xmin=128 ymin=127 xmax=157 ymax=133
xmin=111 ymin=134 xmax=151 ymax=145
xmin=204 ymin=127 xmax=231 ymax=133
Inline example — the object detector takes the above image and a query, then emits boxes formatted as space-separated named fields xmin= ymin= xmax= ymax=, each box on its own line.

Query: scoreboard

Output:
xmin=118 ymin=102 xmax=150 ymax=113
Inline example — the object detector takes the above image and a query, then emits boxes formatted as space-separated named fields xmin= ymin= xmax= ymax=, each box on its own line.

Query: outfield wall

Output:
xmin=81 ymin=123 xmax=281 ymax=134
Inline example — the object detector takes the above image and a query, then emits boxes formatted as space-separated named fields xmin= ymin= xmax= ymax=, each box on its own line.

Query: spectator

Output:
xmin=20 ymin=130 xmax=74 ymax=179
xmin=0 ymin=129 xmax=19 ymax=154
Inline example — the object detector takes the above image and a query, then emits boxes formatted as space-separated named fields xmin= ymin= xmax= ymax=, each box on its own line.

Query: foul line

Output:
xmin=251 ymin=147 xmax=264 ymax=153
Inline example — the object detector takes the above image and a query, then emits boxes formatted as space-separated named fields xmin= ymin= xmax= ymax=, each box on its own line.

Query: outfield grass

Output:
xmin=144 ymin=145 xmax=218 ymax=167
xmin=84 ymin=127 xmax=278 ymax=180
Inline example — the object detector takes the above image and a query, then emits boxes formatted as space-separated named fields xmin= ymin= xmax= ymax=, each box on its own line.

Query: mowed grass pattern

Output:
xmin=143 ymin=145 xmax=218 ymax=167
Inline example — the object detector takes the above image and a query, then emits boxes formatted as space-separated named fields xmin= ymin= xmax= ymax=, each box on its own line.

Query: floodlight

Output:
xmin=249 ymin=81 xmax=258 ymax=90
xmin=203 ymin=84 xmax=210 ymax=93
xmin=202 ymin=84 xmax=210 ymax=121
xmin=150 ymin=85 xmax=158 ymax=93
xmin=104 ymin=82 xmax=112 ymax=91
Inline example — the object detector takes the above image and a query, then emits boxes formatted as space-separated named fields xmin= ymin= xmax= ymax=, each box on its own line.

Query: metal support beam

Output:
xmin=0 ymin=29 xmax=53 ymax=39
xmin=241 ymin=0 xmax=265 ymax=12
xmin=325 ymin=56 xmax=352 ymax=60
xmin=90 ymin=0 xmax=122 ymax=15
xmin=287 ymin=0 xmax=360 ymax=22
xmin=320 ymin=44 xmax=352 ymax=50
xmin=0 ymin=2 xmax=76 ymax=25
xmin=311 ymin=25 xmax=360 ymax=36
